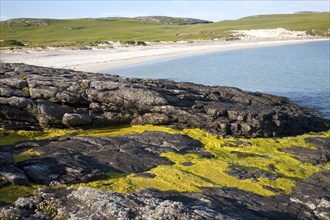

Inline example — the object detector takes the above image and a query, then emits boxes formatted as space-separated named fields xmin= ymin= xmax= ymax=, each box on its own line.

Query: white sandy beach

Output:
xmin=1 ymin=29 xmax=329 ymax=73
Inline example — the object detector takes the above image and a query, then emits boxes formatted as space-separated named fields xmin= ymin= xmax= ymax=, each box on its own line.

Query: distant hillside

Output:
xmin=295 ymin=11 xmax=329 ymax=14
xmin=136 ymin=16 xmax=212 ymax=25
xmin=2 ymin=18 xmax=52 ymax=27
xmin=0 ymin=13 xmax=329 ymax=47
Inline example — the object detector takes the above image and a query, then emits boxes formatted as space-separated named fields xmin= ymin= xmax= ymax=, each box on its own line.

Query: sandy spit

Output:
xmin=1 ymin=38 xmax=329 ymax=73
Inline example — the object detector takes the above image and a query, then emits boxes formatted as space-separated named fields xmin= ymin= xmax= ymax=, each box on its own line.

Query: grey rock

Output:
xmin=55 ymin=92 xmax=80 ymax=104
xmin=62 ymin=113 xmax=92 ymax=126
xmin=0 ymin=79 xmax=28 ymax=89
xmin=13 ymin=132 xmax=207 ymax=184
xmin=1 ymin=63 xmax=328 ymax=137
xmin=36 ymin=100 xmax=73 ymax=126
xmin=0 ymin=87 xmax=29 ymax=97
xmin=30 ymin=87 xmax=58 ymax=100
xmin=132 ymin=113 xmax=172 ymax=125
xmin=2 ymin=170 xmax=329 ymax=220
xmin=7 ymin=96 xmax=35 ymax=110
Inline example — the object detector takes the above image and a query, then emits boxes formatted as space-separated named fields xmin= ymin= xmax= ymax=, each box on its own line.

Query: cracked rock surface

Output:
xmin=1 ymin=62 xmax=329 ymax=137
xmin=1 ymin=170 xmax=329 ymax=220
xmin=1 ymin=132 xmax=209 ymax=185
xmin=1 ymin=63 xmax=330 ymax=219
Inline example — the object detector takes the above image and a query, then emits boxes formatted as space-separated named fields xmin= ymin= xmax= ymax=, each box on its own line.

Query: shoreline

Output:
xmin=1 ymin=38 xmax=329 ymax=72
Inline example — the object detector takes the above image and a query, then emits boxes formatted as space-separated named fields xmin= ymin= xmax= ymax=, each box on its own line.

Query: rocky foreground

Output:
xmin=0 ymin=63 xmax=329 ymax=137
xmin=0 ymin=133 xmax=329 ymax=219
xmin=0 ymin=63 xmax=330 ymax=219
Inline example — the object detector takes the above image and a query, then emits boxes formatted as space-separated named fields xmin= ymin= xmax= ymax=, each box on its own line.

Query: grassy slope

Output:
xmin=0 ymin=14 xmax=329 ymax=47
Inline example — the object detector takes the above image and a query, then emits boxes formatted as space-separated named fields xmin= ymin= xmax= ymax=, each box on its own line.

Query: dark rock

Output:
xmin=134 ymin=173 xmax=156 ymax=178
xmin=223 ymin=140 xmax=252 ymax=147
xmin=0 ymin=165 xmax=29 ymax=185
xmin=182 ymin=162 xmax=194 ymax=166
xmin=0 ymin=152 xmax=15 ymax=165
xmin=12 ymin=132 xmax=207 ymax=184
xmin=280 ymin=137 xmax=330 ymax=165
xmin=226 ymin=165 xmax=280 ymax=181
xmin=19 ymin=160 xmax=60 ymax=184
xmin=305 ymin=137 xmax=330 ymax=150
xmin=1 ymin=63 xmax=329 ymax=137
xmin=0 ymin=88 xmax=30 ymax=97
xmin=0 ymin=79 xmax=28 ymax=89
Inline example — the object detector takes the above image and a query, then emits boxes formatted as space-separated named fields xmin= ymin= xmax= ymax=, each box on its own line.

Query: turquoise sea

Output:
xmin=103 ymin=41 xmax=330 ymax=119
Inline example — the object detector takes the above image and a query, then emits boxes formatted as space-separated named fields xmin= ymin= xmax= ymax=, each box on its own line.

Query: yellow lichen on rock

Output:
xmin=13 ymin=149 xmax=41 ymax=163
xmin=1 ymin=125 xmax=329 ymax=197
xmin=77 ymin=127 xmax=327 ymax=196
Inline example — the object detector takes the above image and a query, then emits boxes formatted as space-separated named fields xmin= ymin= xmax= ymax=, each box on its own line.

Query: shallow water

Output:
xmin=103 ymin=41 xmax=330 ymax=119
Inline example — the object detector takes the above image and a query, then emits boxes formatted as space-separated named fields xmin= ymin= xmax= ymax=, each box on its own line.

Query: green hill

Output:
xmin=0 ymin=13 xmax=329 ymax=47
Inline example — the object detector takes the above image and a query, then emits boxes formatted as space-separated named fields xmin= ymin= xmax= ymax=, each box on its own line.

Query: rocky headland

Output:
xmin=0 ymin=62 xmax=329 ymax=219
xmin=0 ymin=62 xmax=329 ymax=137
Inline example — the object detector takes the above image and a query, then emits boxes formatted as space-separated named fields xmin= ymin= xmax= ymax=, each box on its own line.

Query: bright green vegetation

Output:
xmin=21 ymin=87 xmax=30 ymax=95
xmin=0 ymin=13 xmax=329 ymax=47
xmin=0 ymin=126 xmax=329 ymax=205
xmin=13 ymin=149 xmax=41 ymax=163
xmin=0 ymin=185 xmax=40 ymax=204
xmin=0 ymin=39 xmax=25 ymax=47
xmin=0 ymin=128 xmax=83 ymax=145
xmin=77 ymin=128 xmax=328 ymax=196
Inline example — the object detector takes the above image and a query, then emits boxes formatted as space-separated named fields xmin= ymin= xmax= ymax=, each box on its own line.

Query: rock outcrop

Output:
xmin=0 ymin=63 xmax=329 ymax=137
xmin=0 ymin=132 xmax=211 ymax=185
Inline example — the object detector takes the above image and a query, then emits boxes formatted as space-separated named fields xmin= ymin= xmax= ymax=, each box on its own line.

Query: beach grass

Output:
xmin=0 ymin=13 xmax=329 ymax=47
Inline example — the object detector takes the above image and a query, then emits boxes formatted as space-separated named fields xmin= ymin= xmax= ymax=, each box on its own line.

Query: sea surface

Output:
xmin=103 ymin=41 xmax=330 ymax=119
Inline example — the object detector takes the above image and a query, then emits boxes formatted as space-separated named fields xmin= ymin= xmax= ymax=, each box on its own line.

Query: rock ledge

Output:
xmin=1 ymin=63 xmax=329 ymax=137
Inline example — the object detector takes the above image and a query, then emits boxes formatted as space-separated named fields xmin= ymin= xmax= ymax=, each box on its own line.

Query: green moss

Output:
xmin=0 ymin=185 xmax=38 ymax=204
xmin=75 ymin=127 xmax=328 ymax=196
xmin=1 ymin=125 xmax=329 ymax=198
xmin=318 ymin=161 xmax=330 ymax=171
xmin=13 ymin=149 xmax=41 ymax=163
xmin=80 ymin=82 xmax=89 ymax=90
xmin=22 ymin=87 xmax=30 ymax=95
xmin=78 ymin=125 xmax=180 ymax=137
xmin=19 ymin=75 xmax=27 ymax=81
xmin=0 ymin=128 xmax=82 ymax=146
xmin=0 ymin=39 xmax=25 ymax=47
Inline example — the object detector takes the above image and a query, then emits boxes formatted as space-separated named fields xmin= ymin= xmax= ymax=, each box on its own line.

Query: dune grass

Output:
xmin=0 ymin=13 xmax=329 ymax=47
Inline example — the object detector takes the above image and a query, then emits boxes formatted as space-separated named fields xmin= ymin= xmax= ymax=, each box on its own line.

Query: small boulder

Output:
xmin=0 ymin=152 xmax=15 ymax=165
xmin=0 ymin=165 xmax=29 ymax=185
xmin=62 ymin=113 xmax=92 ymax=126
